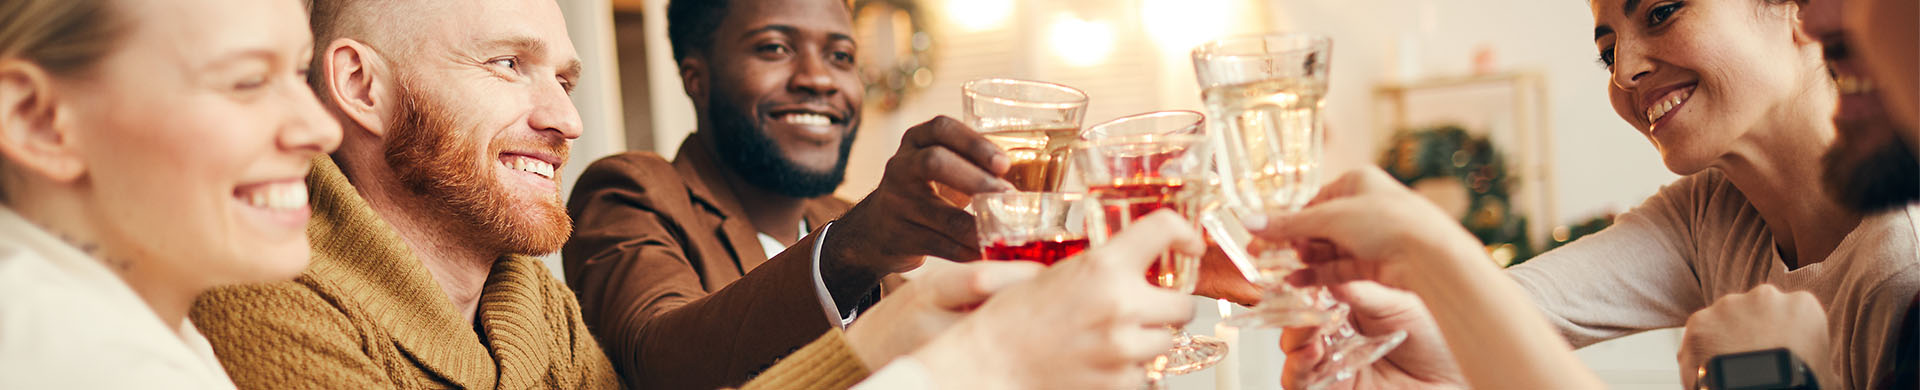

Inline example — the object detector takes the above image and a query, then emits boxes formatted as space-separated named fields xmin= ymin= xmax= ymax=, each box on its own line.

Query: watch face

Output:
xmin=1713 ymin=349 xmax=1794 ymax=389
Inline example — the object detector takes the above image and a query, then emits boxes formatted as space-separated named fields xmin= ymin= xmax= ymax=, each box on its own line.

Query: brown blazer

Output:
xmin=563 ymin=135 xmax=866 ymax=390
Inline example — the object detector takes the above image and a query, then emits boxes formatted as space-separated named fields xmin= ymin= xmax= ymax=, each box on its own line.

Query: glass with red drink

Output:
xmin=1074 ymin=131 xmax=1225 ymax=379
xmin=972 ymin=192 xmax=1089 ymax=266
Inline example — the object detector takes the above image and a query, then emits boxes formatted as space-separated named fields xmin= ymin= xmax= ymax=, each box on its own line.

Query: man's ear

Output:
xmin=0 ymin=60 xmax=86 ymax=184
xmin=679 ymin=56 xmax=709 ymax=103
xmin=321 ymin=38 xmax=395 ymax=138
xmin=1783 ymin=2 xmax=1817 ymax=46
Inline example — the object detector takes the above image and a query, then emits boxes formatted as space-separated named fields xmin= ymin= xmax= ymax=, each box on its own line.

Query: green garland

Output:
xmin=1378 ymin=125 xmax=1616 ymax=267
xmin=1379 ymin=126 xmax=1536 ymax=266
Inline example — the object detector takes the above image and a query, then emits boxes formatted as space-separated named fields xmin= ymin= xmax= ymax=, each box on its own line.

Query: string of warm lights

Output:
xmin=941 ymin=0 xmax=1246 ymax=68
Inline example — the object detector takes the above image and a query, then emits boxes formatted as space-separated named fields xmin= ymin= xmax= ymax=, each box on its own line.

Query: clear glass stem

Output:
xmin=1298 ymin=288 xmax=1408 ymax=390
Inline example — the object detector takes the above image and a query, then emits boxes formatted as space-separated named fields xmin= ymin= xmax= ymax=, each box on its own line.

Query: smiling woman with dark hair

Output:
xmin=1270 ymin=0 xmax=1919 ymax=388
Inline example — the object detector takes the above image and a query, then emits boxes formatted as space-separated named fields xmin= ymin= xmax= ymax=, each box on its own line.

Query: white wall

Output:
xmin=551 ymin=0 xmax=627 ymax=276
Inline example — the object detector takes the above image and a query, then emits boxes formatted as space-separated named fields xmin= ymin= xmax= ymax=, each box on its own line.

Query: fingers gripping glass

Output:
xmin=1193 ymin=32 xmax=1405 ymax=390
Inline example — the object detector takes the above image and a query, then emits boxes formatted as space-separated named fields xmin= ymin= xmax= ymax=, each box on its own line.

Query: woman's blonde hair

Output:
xmin=0 ymin=0 xmax=124 ymax=202
xmin=0 ymin=0 xmax=122 ymax=75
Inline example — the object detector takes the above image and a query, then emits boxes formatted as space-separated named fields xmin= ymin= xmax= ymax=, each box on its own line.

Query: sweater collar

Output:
xmin=304 ymin=157 xmax=498 ymax=389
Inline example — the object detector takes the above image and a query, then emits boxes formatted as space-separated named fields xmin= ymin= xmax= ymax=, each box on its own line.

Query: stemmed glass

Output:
xmin=972 ymin=192 xmax=1090 ymax=266
xmin=1193 ymin=33 xmax=1405 ymax=389
xmin=962 ymin=78 xmax=1089 ymax=192
xmin=1081 ymin=111 xmax=1229 ymax=377
xmin=1074 ymin=133 xmax=1217 ymax=387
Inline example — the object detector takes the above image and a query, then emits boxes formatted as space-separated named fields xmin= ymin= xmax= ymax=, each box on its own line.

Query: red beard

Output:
xmin=383 ymin=80 xmax=571 ymax=256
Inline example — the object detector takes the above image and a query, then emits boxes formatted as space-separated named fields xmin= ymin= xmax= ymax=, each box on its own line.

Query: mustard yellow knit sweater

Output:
xmin=191 ymin=158 xmax=869 ymax=389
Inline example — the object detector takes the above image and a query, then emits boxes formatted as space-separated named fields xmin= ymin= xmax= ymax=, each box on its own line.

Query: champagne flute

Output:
xmin=962 ymin=78 xmax=1089 ymax=192
xmin=1075 ymin=134 xmax=1220 ymax=386
xmin=1193 ymin=33 xmax=1405 ymax=389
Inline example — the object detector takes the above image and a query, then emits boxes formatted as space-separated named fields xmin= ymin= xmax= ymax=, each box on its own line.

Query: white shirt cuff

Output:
xmin=809 ymin=221 xmax=859 ymax=328
xmin=851 ymin=357 xmax=935 ymax=390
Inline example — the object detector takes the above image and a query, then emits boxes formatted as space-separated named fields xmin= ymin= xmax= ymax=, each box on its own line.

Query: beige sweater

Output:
xmin=1511 ymin=170 xmax=1919 ymax=389
xmin=191 ymin=158 xmax=870 ymax=389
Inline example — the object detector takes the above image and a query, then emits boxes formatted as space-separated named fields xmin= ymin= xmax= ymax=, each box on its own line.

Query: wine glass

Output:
xmin=1073 ymin=133 xmax=1220 ymax=387
xmin=972 ymin=192 xmax=1090 ymax=266
xmin=1081 ymin=111 xmax=1230 ymax=378
xmin=1193 ymin=33 xmax=1405 ymax=389
xmin=962 ymin=78 xmax=1088 ymax=192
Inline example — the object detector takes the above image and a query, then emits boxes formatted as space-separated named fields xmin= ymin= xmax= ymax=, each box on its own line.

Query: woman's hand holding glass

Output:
xmin=1254 ymin=167 xmax=1486 ymax=290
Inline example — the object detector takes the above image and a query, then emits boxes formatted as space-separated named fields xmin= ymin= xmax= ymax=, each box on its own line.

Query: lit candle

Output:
xmin=1214 ymin=299 xmax=1241 ymax=390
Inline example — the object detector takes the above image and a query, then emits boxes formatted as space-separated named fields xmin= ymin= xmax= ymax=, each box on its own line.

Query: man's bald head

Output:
xmin=303 ymin=0 xmax=439 ymax=93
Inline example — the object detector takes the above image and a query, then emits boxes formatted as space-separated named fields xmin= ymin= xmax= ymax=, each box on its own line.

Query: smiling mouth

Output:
xmin=778 ymin=112 xmax=835 ymax=127
xmin=1646 ymin=85 xmax=1696 ymax=126
xmin=235 ymin=181 xmax=308 ymax=211
xmin=500 ymin=154 xmax=556 ymax=179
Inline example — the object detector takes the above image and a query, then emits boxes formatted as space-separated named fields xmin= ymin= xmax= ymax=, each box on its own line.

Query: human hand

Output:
xmin=1195 ymin=238 xmax=1262 ymax=306
xmin=844 ymin=261 xmax=1043 ymax=369
xmin=1278 ymin=282 xmax=1466 ymax=389
xmin=910 ymin=211 xmax=1204 ymax=389
xmin=1254 ymin=168 xmax=1487 ymax=290
xmin=823 ymin=116 xmax=1012 ymax=282
xmin=1678 ymin=285 xmax=1832 ymax=388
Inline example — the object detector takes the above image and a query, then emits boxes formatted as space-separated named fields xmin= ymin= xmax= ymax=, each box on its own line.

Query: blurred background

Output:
xmin=555 ymin=0 xmax=1686 ymax=388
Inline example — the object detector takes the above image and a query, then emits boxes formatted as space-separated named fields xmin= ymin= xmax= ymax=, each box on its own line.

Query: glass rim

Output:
xmin=962 ymin=78 xmax=1090 ymax=109
xmin=1083 ymin=110 xmax=1204 ymax=139
xmin=971 ymin=191 xmax=1085 ymax=202
xmin=1071 ymin=133 xmax=1209 ymax=151
xmin=1191 ymin=32 xmax=1331 ymax=60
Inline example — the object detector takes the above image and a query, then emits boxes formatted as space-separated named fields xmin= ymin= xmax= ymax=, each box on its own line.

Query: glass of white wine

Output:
xmin=961 ymin=78 xmax=1088 ymax=192
xmin=1193 ymin=33 xmax=1405 ymax=390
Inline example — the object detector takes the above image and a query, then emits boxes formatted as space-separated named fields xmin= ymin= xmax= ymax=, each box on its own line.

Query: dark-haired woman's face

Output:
xmin=1591 ymin=0 xmax=1825 ymax=174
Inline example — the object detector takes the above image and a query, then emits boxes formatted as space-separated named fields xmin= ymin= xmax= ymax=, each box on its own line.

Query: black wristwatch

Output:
xmin=1696 ymin=348 xmax=1820 ymax=390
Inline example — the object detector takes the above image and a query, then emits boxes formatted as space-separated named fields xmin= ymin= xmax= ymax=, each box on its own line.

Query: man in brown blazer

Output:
xmin=562 ymin=0 xmax=1019 ymax=389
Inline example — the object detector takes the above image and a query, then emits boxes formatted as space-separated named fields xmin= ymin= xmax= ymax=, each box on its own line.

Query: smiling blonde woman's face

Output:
xmin=1590 ymin=0 xmax=1828 ymax=174
xmin=51 ymin=0 xmax=339 ymax=285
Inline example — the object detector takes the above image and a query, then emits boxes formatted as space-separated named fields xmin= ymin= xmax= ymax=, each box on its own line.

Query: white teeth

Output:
xmin=781 ymin=113 xmax=832 ymax=126
xmin=504 ymin=156 xmax=555 ymax=179
xmin=240 ymin=181 xmax=308 ymax=211
xmin=1646 ymin=88 xmax=1693 ymax=124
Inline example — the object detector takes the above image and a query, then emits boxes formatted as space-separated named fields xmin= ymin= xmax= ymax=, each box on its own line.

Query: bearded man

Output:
xmin=558 ymin=0 xmax=1036 ymax=388
xmin=183 ymin=0 xmax=897 ymax=388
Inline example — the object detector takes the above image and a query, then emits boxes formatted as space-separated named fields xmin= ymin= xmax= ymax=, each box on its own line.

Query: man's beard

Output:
xmin=1823 ymin=117 xmax=1920 ymax=213
xmin=707 ymin=94 xmax=856 ymax=198
xmin=384 ymin=80 xmax=572 ymax=256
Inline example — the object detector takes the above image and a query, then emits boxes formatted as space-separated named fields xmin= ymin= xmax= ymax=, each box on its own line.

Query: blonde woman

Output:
xmin=0 ymin=0 xmax=339 ymax=387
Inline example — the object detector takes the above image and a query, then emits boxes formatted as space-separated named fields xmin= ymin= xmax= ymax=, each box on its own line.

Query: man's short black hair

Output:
xmin=665 ymin=0 xmax=730 ymax=62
